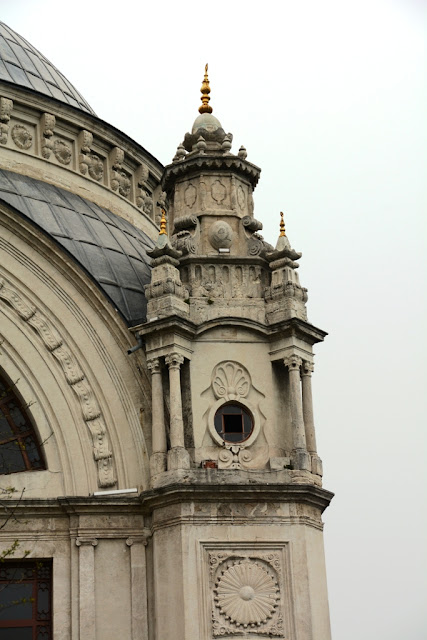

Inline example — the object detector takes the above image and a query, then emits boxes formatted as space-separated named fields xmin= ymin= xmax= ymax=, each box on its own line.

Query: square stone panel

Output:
xmin=198 ymin=541 xmax=295 ymax=639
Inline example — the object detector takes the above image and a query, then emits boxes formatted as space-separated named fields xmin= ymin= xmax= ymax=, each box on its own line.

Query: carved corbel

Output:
xmin=171 ymin=214 xmax=199 ymax=255
xmin=109 ymin=146 xmax=131 ymax=197
xmin=78 ymin=129 xmax=93 ymax=174
xmin=0 ymin=97 xmax=13 ymax=145
xmin=77 ymin=130 xmax=104 ymax=181
xmin=40 ymin=113 xmax=56 ymax=159
xmin=135 ymin=163 xmax=154 ymax=216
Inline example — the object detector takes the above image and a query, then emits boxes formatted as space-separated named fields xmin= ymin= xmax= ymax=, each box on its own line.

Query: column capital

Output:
xmin=165 ymin=352 xmax=184 ymax=369
xmin=284 ymin=355 xmax=302 ymax=370
xmin=126 ymin=528 xmax=152 ymax=547
xmin=146 ymin=357 xmax=161 ymax=374
xmin=301 ymin=361 xmax=315 ymax=376
xmin=76 ymin=537 xmax=98 ymax=547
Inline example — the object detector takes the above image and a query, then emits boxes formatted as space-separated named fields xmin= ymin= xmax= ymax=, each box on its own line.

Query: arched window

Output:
xmin=0 ymin=374 xmax=45 ymax=474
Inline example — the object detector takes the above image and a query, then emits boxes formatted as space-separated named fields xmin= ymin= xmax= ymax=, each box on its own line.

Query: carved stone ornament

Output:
xmin=212 ymin=361 xmax=250 ymax=401
xmin=0 ymin=275 xmax=116 ymax=488
xmin=11 ymin=124 xmax=32 ymax=150
xmin=218 ymin=445 xmax=253 ymax=469
xmin=184 ymin=183 xmax=197 ymax=208
xmin=53 ymin=139 xmax=72 ymax=165
xmin=211 ymin=179 xmax=227 ymax=205
xmin=237 ymin=185 xmax=245 ymax=211
xmin=208 ymin=220 xmax=233 ymax=250
xmin=203 ymin=361 xmax=266 ymax=456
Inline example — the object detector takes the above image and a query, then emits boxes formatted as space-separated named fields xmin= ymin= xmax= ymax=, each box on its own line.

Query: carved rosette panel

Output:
xmin=210 ymin=552 xmax=284 ymax=637
xmin=11 ymin=124 xmax=33 ymax=150
xmin=53 ymin=139 xmax=72 ymax=165
xmin=0 ymin=275 xmax=116 ymax=487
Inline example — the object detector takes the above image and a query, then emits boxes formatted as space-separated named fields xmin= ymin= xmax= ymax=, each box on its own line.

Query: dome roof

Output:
xmin=0 ymin=22 xmax=95 ymax=115
xmin=0 ymin=169 xmax=154 ymax=326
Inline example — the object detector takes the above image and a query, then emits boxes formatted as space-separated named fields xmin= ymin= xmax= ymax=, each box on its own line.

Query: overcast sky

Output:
xmin=2 ymin=1 xmax=426 ymax=638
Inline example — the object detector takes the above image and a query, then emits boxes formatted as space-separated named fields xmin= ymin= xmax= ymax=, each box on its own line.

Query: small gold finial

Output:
xmin=159 ymin=208 xmax=167 ymax=235
xmin=199 ymin=63 xmax=213 ymax=114
xmin=279 ymin=211 xmax=286 ymax=237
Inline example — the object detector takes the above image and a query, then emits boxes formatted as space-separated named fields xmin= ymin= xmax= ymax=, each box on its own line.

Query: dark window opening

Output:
xmin=0 ymin=560 xmax=52 ymax=639
xmin=214 ymin=403 xmax=254 ymax=443
xmin=0 ymin=374 xmax=45 ymax=475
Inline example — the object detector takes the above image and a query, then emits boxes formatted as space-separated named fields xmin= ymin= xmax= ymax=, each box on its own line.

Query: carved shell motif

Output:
xmin=214 ymin=559 xmax=280 ymax=627
xmin=212 ymin=361 xmax=250 ymax=401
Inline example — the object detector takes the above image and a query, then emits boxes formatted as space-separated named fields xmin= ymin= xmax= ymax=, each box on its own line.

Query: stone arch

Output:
xmin=0 ymin=205 xmax=151 ymax=496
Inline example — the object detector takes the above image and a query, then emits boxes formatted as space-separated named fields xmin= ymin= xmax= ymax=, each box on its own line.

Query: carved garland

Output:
xmin=0 ymin=275 xmax=116 ymax=487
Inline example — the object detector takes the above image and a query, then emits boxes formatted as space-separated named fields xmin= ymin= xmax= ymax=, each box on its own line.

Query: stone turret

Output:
xmin=133 ymin=67 xmax=333 ymax=640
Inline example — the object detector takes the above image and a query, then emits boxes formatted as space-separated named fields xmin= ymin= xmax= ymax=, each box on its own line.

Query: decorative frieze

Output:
xmin=180 ymin=263 xmax=266 ymax=300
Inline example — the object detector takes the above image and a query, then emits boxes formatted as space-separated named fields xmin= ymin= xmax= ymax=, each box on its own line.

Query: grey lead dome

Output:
xmin=0 ymin=22 xmax=95 ymax=115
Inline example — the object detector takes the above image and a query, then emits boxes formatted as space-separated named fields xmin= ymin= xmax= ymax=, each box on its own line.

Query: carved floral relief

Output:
xmin=206 ymin=549 xmax=287 ymax=637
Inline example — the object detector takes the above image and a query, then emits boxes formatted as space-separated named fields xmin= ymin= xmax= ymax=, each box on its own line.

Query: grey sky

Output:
xmin=2 ymin=1 xmax=426 ymax=637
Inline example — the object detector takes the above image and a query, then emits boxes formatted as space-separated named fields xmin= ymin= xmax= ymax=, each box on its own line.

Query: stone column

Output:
xmin=165 ymin=352 xmax=190 ymax=470
xmin=126 ymin=531 xmax=151 ymax=640
xmin=76 ymin=537 xmax=98 ymax=639
xmin=284 ymin=355 xmax=311 ymax=471
xmin=301 ymin=361 xmax=323 ymax=476
xmin=147 ymin=357 xmax=167 ymax=476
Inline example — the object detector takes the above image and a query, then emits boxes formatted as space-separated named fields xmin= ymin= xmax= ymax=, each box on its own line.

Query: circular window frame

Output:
xmin=208 ymin=398 xmax=260 ymax=448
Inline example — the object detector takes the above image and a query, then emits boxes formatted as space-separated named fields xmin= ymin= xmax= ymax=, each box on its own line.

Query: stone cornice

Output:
xmin=133 ymin=313 xmax=327 ymax=345
xmin=162 ymin=154 xmax=261 ymax=192
xmin=139 ymin=481 xmax=334 ymax=514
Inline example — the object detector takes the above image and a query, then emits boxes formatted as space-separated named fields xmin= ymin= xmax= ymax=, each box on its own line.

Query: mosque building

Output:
xmin=0 ymin=22 xmax=333 ymax=640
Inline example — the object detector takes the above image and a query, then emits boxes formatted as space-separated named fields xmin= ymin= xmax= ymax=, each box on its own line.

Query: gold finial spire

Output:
xmin=199 ymin=63 xmax=213 ymax=114
xmin=159 ymin=208 xmax=167 ymax=235
xmin=279 ymin=211 xmax=286 ymax=237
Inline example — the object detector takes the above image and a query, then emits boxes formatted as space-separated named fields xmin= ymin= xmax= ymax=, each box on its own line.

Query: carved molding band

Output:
xmin=0 ymin=275 xmax=116 ymax=487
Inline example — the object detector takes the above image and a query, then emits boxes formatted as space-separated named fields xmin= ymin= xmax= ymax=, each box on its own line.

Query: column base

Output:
xmin=150 ymin=452 xmax=167 ymax=476
xmin=291 ymin=450 xmax=311 ymax=471
xmin=168 ymin=447 xmax=190 ymax=471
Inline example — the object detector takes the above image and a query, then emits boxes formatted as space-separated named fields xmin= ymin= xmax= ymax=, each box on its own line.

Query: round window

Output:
xmin=214 ymin=403 xmax=254 ymax=444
